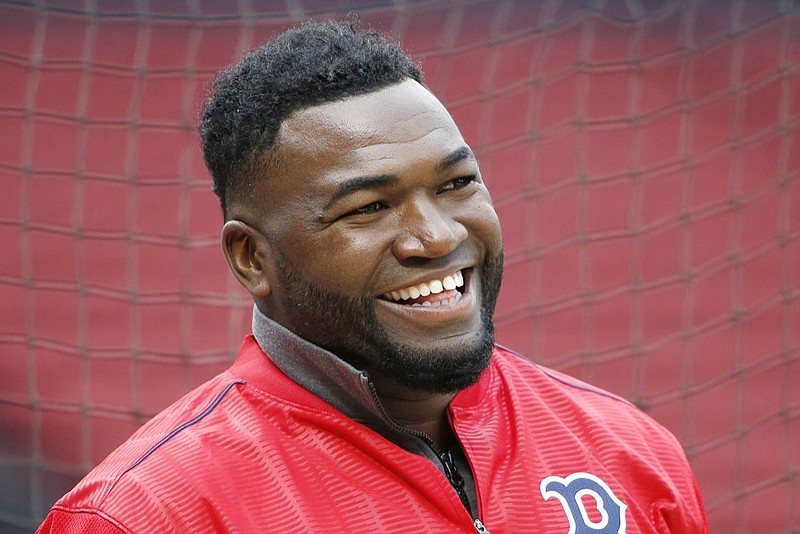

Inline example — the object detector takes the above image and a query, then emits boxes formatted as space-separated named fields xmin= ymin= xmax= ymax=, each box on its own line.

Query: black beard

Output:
xmin=269 ymin=250 xmax=504 ymax=394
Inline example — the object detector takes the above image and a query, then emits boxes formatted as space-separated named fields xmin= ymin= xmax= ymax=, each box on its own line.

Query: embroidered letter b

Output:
xmin=540 ymin=472 xmax=627 ymax=534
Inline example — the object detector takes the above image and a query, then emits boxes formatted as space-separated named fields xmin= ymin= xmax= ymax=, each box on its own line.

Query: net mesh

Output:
xmin=0 ymin=1 xmax=798 ymax=532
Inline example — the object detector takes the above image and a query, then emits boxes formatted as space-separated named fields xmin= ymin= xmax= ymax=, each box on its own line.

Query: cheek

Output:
xmin=464 ymin=203 xmax=503 ymax=251
xmin=292 ymin=231 xmax=389 ymax=295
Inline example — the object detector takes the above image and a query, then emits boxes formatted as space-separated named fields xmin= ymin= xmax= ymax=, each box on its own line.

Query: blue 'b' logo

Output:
xmin=540 ymin=472 xmax=627 ymax=533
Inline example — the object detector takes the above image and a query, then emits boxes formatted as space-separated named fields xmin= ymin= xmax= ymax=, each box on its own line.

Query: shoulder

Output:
xmin=481 ymin=346 xmax=708 ymax=530
xmin=488 ymin=344 xmax=633 ymax=411
xmin=491 ymin=344 xmax=631 ymax=403
xmin=41 ymin=371 xmax=253 ymax=532
xmin=485 ymin=345 xmax=689 ymax=458
xmin=40 ymin=336 xmax=355 ymax=532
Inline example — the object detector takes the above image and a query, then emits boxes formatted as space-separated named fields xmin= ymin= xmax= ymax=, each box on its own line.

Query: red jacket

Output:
xmin=37 ymin=336 xmax=707 ymax=533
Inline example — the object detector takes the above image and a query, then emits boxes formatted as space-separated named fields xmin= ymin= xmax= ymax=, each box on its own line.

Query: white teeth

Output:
xmin=383 ymin=270 xmax=465 ymax=302
xmin=429 ymin=279 xmax=444 ymax=293
xmin=412 ymin=296 xmax=457 ymax=307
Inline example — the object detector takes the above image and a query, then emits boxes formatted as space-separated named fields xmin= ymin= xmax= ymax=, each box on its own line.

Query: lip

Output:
xmin=375 ymin=267 xmax=477 ymax=324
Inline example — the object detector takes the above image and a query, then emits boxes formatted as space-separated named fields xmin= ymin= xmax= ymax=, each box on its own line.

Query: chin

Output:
xmin=372 ymin=318 xmax=496 ymax=394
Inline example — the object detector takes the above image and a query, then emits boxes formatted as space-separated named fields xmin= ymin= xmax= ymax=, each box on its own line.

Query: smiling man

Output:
xmin=38 ymin=20 xmax=708 ymax=533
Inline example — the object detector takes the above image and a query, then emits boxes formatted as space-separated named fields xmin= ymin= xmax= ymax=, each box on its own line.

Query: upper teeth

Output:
xmin=384 ymin=271 xmax=464 ymax=302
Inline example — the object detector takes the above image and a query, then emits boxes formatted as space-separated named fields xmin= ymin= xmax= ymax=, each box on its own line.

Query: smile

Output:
xmin=381 ymin=270 xmax=465 ymax=307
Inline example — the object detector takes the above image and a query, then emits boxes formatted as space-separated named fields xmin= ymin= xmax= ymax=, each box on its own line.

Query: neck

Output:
xmin=251 ymin=309 xmax=462 ymax=452
xmin=369 ymin=373 xmax=457 ymax=451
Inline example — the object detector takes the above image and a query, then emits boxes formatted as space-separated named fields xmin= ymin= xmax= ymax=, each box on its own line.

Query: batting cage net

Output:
xmin=1 ymin=0 xmax=798 ymax=532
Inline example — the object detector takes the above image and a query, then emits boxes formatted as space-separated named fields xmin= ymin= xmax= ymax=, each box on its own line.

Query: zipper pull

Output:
xmin=473 ymin=518 xmax=489 ymax=533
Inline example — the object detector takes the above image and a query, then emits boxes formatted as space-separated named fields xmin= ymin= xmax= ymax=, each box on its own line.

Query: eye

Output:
xmin=347 ymin=201 xmax=387 ymax=217
xmin=438 ymin=176 xmax=476 ymax=193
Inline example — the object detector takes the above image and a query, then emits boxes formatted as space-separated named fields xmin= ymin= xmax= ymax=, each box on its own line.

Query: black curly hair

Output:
xmin=199 ymin=19 xmax=424 ymax=219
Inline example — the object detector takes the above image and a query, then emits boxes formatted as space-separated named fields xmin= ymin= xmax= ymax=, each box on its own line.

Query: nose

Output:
xmin=391 ymin=196 xmax=468 ymax=260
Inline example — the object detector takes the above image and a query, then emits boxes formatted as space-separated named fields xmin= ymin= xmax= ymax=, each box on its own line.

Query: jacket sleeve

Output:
xmin=37 ymin=507 xmax=130 ymax=534
xmin=651 ymin=428 xmax=710 ymax=533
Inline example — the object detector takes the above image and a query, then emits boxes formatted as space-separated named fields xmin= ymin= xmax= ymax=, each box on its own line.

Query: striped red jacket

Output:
xmin=37 ymin=337 xmax=707 ymax=533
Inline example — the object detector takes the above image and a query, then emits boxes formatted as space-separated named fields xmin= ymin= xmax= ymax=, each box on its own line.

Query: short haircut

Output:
xmin=199 ymin=19 xmax=424 ymax=219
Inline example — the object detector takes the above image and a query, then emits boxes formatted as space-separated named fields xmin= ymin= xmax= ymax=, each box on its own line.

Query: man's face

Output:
xmin=242 ymin=80 xmax=503 ymax=393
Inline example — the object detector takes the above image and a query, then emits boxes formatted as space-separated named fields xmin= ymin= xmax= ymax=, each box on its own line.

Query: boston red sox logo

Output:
xmin=540 ymin=472 xmax=627 ymax=533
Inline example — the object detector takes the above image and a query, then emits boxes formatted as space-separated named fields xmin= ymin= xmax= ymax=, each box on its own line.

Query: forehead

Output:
xmin=275 ymin=79 xmax=466 ymax=170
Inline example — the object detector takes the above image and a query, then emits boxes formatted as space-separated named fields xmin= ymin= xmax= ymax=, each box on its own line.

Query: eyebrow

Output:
xmin=325 ymin=174 xmax=399 ymax=210
xmin=437 ymin=146 xmax=476 ymax=174
xmin=324 ymin=146 xmax=476 ymax=210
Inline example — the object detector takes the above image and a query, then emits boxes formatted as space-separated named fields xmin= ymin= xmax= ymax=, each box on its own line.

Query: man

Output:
xmin=38 ymin=20 xmax=708 ymax=533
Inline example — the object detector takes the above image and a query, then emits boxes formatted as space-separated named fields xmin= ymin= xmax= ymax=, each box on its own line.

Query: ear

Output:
xmin=221 ymin=220 xmax=273 ymax=299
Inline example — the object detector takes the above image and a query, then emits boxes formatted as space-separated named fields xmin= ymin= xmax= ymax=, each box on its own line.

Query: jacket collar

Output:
xmin=250 ymin=306 xmax=438 ymax=457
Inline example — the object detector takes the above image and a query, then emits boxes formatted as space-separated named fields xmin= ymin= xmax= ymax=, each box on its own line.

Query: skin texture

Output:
xmin=222 ymin=79 xmax=503 ymax=447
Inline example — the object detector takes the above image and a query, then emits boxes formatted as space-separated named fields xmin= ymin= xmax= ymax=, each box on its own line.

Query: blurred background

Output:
xmin=1 ymin=0 xmax=798 ymax=532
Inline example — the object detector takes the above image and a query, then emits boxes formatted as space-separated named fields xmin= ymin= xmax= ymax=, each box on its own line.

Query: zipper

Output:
xmin=365 ymin=376 xmax=489 ymax=532
xmin=439 ymin=448 xmax=472 ymax=516
xmin=365 ymin=374 xmax=440 ymax=446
